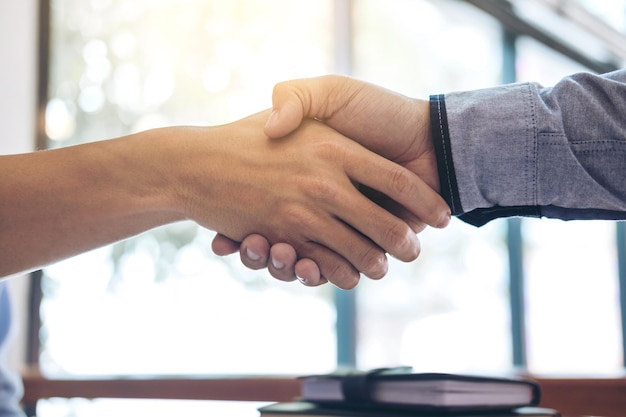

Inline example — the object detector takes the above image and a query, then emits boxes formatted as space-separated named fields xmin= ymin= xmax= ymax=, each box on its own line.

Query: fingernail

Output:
xmin=265 ymin=109 xmax=279 ymax=129
xmin=297 ymin=275 xmax=307 ymax=285
xmin=272 ymin=258 xmax=285 ymax=270
xmin=246 ymin=248 xmax=262 ymax=261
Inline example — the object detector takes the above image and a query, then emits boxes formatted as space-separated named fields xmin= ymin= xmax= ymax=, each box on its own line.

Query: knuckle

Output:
xmin=413 ymin=221 xmax=427 ymax=234
xmin=324 ymin=262 xmax=359 ymax=289
xmin=273 ymin=79 xmax=296 ymax=97
xmin=279 ymin=203 xmax=318 ymax=234
xmin=383 ymin=222 xmax=419 ymax=262
xmin=310 ymin=137 xmax=343 ymax=158
xmin=303 ymin=175 xmax=340 ymax=204
xmin=388 ymin=167 xmax=413 ymax=196
xmin=358 ymin=246 xmax=388 ymax=279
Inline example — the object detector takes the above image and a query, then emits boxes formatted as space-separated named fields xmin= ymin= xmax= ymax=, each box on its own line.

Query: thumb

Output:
xmin=264 ymin=75 xmax=349 ymax=138
xmin=264 ymin=98 xmax=305 ymax=138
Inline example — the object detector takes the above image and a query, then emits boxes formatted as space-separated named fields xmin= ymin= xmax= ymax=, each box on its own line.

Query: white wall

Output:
xmin=0 ymin=0 xmax=39 ymax=371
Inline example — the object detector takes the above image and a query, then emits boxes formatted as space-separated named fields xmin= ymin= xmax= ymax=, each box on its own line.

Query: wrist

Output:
xmin=400 ymin=98 xmax=441 ymax=195
xmin=119 ymin=128 xmax=190 ymax=223
xmin=415 ymin=98 xmax=440 ymax=194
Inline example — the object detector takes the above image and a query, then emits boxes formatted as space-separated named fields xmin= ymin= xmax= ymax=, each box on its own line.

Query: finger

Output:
xmin=211 ymin=234 xmax=241 ymax=256
xmin=295 ymin=241 xmax=360 ymax=289
xmin=239 ymin=234 xmax=271 ymax=270
xmin=264 ymin=104 xmax=304 ymax=138
xmin=293 ymin=209 xmax=391 ymax=280
xmin=313 ymin=170 xmax=422 ymax=263
xmin=342 ymin=199 xmax=422 ymax=263
xmin=267 ymin=243 xmax=298 ymax=282
xmin=344 ymin=144 xmax=451 ymax=230
xmin=358 ymin=185 xmax=427 ymax=233
xmin=293 ymin=258 xmax=324 ymax=286
xmin=390 ymin=203 xmax=428 ymax=234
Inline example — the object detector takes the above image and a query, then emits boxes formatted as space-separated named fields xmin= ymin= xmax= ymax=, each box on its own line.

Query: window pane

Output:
xmin=523 ymin=220 xmax=622 ymax=373
xmin=42 ymin=0 xmax=336 ymax=377
xmin=553 ymin=0 xmax=626 ymax=37
xmin=515 ymin=37 xmax=588 ymax=86
xmin=352 ymin=0 xmax=503 ymax=95
xmin=357 ymin=221 xmax=512 ymax=372
xmin=352 ymin=0 xmax=510 ymax=373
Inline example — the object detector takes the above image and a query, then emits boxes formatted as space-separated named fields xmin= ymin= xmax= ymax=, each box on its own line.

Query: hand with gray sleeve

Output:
xmin=220 ymin=70 xmax=626 ymax=283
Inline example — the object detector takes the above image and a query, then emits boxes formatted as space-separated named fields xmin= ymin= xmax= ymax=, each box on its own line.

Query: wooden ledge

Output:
xmin=530 ymin=376 xmax=626 ymax=417
xmin=21 ymin=367 xmax=301 ymax=403
xmin=20 ymin=369 xmax=626 ymax=417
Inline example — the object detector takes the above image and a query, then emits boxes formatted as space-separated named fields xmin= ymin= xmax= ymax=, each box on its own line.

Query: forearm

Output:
xmin=431 ymin=69 xmax=626 ymax=226
xmin=0 ymin=130 xmax=183 ymax=277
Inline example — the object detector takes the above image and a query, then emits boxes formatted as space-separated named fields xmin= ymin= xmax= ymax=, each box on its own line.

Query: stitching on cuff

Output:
xmin=434 ymin=95 xmax=458 ymax=213
xmin=430 ymin=94 xmax=463 ymax=215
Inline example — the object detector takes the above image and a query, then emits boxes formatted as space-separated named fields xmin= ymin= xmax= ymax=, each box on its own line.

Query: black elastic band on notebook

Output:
xmin=340 ymin=373 xmax=372 ymax=403
xmin=340 ymin=367 xmax=411 ymax=403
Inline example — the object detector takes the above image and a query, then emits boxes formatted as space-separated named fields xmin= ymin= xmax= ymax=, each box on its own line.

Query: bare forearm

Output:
xmin=0 ymin=131 xmax=182 ymax=277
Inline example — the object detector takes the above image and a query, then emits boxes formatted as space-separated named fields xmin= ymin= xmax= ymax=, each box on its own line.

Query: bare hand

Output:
xmin=201 ymin=110 xmax=448 ymax=288
xmin=212 ymin=76 xmax=450 ymax=286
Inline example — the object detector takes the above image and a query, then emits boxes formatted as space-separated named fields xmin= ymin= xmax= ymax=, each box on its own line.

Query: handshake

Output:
xmin=4 ymin=70 xmax=622 ymax=286
xmin=207 ymin=75 xmax=451 ymax=289
xmin=0 ymin=75 xmax=449 ymax=284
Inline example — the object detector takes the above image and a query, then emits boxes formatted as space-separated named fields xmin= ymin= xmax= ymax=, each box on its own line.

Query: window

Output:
xmin=42 ymin=0 xmax=338 ymax=379
xmin=33 ymin=0 xmax=626 ymax=415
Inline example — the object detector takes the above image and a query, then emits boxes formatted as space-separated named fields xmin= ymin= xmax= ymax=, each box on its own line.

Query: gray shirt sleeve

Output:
xmin=431 ymin=69 xmax=626 ymax=226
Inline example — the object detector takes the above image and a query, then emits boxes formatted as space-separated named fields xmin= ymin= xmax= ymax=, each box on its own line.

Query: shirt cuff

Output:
xmin=429 ymin=88 xmax=542 ymax=227
xmin=430 ymin=72 xmax=626 ymax=226
xmin=429 ymin=94 xmax=463 ymax=216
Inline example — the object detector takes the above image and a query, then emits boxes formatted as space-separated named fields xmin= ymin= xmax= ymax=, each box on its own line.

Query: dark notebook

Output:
xmin=298 ymin=368 xmax=541 ymax=413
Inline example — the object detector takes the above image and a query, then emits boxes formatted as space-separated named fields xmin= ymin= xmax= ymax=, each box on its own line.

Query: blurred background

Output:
xmin=2 ymin=0 xmax=626 ymax=415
